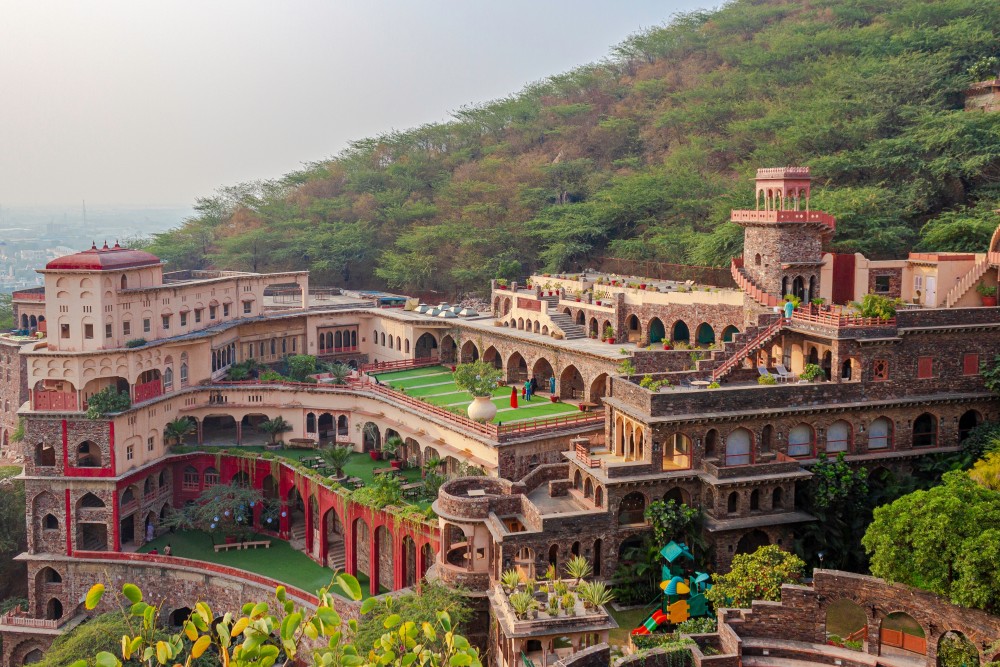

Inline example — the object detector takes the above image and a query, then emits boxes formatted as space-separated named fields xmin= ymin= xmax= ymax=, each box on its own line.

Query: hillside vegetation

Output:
xmin=148 ymin=0 xmax=1000 ymax=294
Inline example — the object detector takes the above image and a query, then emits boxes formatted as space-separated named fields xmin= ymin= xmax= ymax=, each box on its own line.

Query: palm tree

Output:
xmin=423 ymin=456 xmax=443 ymax=476
xmin=164 ymin=418 xmax=195 ymax=448
xmin=326 ymin=363 xmax=351 ymax=385
xmin=321 ymin=446 xmax=354 ymax=478
xmin=383 ymin=436 xmax=403 ymax=461
xmin=259 ymin=417 xmax=292 ymax=445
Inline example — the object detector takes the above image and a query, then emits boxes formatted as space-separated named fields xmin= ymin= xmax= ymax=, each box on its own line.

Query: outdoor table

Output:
xmin=372 ymin=467 xmax=396 ymax=476
xmin=401 ymin=482 xmax=423 ymax=497
xmin=691 ymin=380 xmax=711 ymax=389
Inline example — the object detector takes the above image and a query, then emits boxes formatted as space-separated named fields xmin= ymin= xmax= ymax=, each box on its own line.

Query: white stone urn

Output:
xmin=467 ymin=395 xmax=497 ymax=421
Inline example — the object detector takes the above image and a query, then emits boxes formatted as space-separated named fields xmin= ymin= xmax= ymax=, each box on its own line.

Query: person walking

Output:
xmin=529 ymin=376 xmax=538 ymax=399
xmin=525 ymin=380 xmax=533 ymax=402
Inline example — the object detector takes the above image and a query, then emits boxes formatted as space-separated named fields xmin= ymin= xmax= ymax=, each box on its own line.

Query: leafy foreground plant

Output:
xmin=74 ymin=573 xmax=481 ymax=667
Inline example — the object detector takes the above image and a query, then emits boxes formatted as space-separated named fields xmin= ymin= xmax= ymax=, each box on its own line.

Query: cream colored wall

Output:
xmin=852 ymin=256 xmax=906 ymax=302
xmin=41 ymin=267 xmax=307 ymax=353
xmin=530 ymin=275 xmax=744 ymax=307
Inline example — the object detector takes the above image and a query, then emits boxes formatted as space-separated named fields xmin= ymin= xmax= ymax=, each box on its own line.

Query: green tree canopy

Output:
xmin=704 ymin=545 xmax=805 ymax=609
xmin=862 ymin=471 xmax=1000 ymax=613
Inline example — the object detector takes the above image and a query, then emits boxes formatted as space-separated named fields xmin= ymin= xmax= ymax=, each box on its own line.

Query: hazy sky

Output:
xmin=0 ymin=1 xmax=714 ymax=207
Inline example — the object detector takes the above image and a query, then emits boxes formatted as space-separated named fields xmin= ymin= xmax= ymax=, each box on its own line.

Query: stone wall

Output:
xmin=867 ymin=268 xmax=902 ymax=298
xmin=0 ymin=338 xmax=28 ymax=462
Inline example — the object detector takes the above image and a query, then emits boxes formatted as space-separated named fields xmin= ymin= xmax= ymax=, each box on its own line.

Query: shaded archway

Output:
xmin=648 ymin=318 xmax=665 ymax=344
xmin=825 ymin=599 xmax=867 ymax=648
xmin=202 ymin=415 xmax=237 ymax=447
xmin=507 ymin=352 xmax=527 ymax=383
xmin=912 ymin=413 xmax=937 ymax=448
xmin=589 ymin=373 xmax=608 ymax=406
xmin=959 ymin=410 xmax=981 ymax=441
xmin=735 ymin=529 xmax=769 ymax=555
xmin=936 ymin=631 xmax=978 ymax=667
xmin=618 ymin=492 xmax=646 ymax=526
xmin=559 ymin=364 xmax=584 ymax=399
xmin=402 ymin=535 xmax=417 ymax=588
xmin=362 ymin=422 xmax=381 ymax=453
xmin=722 ymin=325 xmax=739 ymax=343
xmin=414 ymin=333 xmax=438 ymax=359
xmin=482 ymin=346 xmax=502 ymax=370
xmin=76 ymin=441 xmax=102 ymax=468
xmin=672 ymin=321 xmax=690 ymax=344
xmin=531 ymin=358 xmax=554 ymax=391
xmin=460 ymin=340 xmax=479 ymax=364
xmin=695 ymin=322 xmax=715 ymax=346
xmin=439 ymin=335 xmax=456 ymax=364
xmin=879 ymin=612 xmax=926 ymax=657
xmin=626 ymin=315 xmax=641 ymax=343
xmin=421 ymin=542 xmax=434 ymax=579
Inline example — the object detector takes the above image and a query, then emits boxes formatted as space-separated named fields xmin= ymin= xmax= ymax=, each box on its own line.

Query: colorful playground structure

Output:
xmin=631 ymin=541 xmax=712 ymax=636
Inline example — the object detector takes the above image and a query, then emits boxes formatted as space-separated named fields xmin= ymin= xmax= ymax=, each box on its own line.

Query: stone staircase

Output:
xmin=289 ymin=523 xmax=306 ymax=552
xmin=944 ymin=255 xmax=993 ymax=307
xmin=697 ymin=314 xmax=785 ymax=381
xmin=327 ymin=535 xmax=346 ymax=571
xmin=538 ymin=295 xmax=587 ymax=339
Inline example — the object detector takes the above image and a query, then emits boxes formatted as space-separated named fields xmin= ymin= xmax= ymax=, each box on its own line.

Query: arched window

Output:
xmin=618 ymin=492 xmax=646 ymax=525
xmin=912 ymin=413 xmax=937 ymax=447
xmin=204 ymin=467 xmax=219 ymax=486
xmin=724 ymin=428 xmax=752 ymax=466
xmin=754 ymin=253 xmax=762 ymax=266
xmin=727 ymin=492 xmax=739 ymax=514
xmin=760 ymin=425 xmax=773 ymax=453
xmin=705 ymin=429 xmax=718 ymax=458
xmin=43 ymin=514 xmax=59 ymax=530
xmin=868 ymin=418 xmax=892 ymax=450
xmin=121 ymin=275 xmax=128 ymax=290
xmin=825 ymin=420 xmax=851 ymax=453
xmin=380 ymin=332 xmax=386 ymax=346
xmin=163 ymin=367 xmax=174 ymax=391
xmin=772 ymin=487 xmax=784 ymax=509
xmin=787 ymin=424 xmax=814 ymax=457
xmin=750 ymin=489 xmax=760 ymax=511
xmin=404 ymin=339 xmax=409 ymax=353
xmin=76 ymin=441 xmax=102 ymax=468
xmin=182 ymin=466 xmax=199 ymax=490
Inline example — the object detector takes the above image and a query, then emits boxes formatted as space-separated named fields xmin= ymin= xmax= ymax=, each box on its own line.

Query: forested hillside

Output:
xmin=148 ymin=0 xmax=1000 ymax=294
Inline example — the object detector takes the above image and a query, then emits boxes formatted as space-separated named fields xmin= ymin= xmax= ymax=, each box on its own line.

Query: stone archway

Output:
xmin=559 ymin=364 xmax=584 ymax=399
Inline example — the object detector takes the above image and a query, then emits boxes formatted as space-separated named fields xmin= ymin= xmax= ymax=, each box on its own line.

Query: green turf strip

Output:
xmin=383 ymin=374 xmax=454 ymax=389
xmin=402 ymin=382 xmax=463 ymax=397
xmin=372 ymin=365 xmax=452 ymax=381
xmin=139 ymin=530 xmax=381 ymax=597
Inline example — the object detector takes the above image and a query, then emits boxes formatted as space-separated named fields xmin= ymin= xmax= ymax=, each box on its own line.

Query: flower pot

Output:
xmin=640 ymin=284 xmax=646 ymax=290
xmin=390 ymin=460 xmax=402 ymax=469
xmin=498 ymin=285 xmax=507 ymax=290
xmin=983 ymin=296 xmax=997 ymax=307
xmin=595 ymin=300 xmax=602 ymax=306
xmin=663 ymin=344 xmax=671 ymax=350
xmin=549 ymin=395 xmax=558 ymax=403
xmin=451 ymin=365 xmax=457 ymax=372
xmin=576 ymin=298 xmax=581 ymax=302
xmin=607 ymin=337 xmax=615 ymax=344
xmin=369 ymin=451 xmax=380 ymax=461
xmin=467 ymin=395 xmax=498 ymax=421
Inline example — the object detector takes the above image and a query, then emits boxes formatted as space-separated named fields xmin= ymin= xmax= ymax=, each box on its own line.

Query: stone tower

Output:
xmin=732 ymin=167 xmax=835 ymax=303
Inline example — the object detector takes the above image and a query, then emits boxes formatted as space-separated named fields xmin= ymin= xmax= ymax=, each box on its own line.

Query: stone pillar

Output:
xmin=235 ymin=422 xmax=242 ymax=445
xmin=369 ymin=529 xmax=380 ymax=596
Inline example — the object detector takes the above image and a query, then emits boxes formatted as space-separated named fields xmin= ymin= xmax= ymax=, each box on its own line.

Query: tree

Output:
xmin=258 ymin=417 xmax=292 ymax=445
xmin=351 ymin=582 xmax=472 ymax=657
xmin=0 ymin=293 xmax=13 ymax=331
xmin=705 ymin=545 xmax=805 ymax=609
xmin=320 ymin=446 xmax=354 ymax=478
xmin=862 ymin=471 xmax=1000 ymax=613
xmin=645 ymin=500 xmax=700 ymax=549
xmin=452 ymin=360 xmax=502 ymax=397
xmin=0 ymin=467 xmax=26 ymax=602
xmin=322 ymin=362 xmax=351 ymax=385
xmin=76 ymin=575 xmax=482 ymax=667
xmin=163 ymin=418 xmax=195 ymax=448
xmin=285 ymin=355 xmax=318 ymax=382
xmin=85 ymin=387 xmax=131 ymax=419
xmin=163 ymin=482 xmax=263 ymax=543
xmin=795 ymin=453 xmax=871 ymax=573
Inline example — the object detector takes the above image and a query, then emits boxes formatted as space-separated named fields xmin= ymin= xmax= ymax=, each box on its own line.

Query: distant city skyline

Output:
xmin=0 ymin=1 xmax=713 ymax=207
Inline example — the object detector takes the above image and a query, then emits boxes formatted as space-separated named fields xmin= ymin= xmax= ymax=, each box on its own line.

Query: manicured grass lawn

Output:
xmin=138 ymin=530 xmax=374 ymax=597
xmin=825 ymin=598 xmax=867 ymax=637
xmin=374 ymin=367 xmax=582 ymax=424
xmin=608 ymin=606 xmax=652 ymax=646
xmin=219 ymin=447 xmax=422 ymax=487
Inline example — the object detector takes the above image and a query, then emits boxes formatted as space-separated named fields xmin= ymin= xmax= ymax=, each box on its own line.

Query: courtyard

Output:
xmin=372 ymin=365 xmax=584 ymax=424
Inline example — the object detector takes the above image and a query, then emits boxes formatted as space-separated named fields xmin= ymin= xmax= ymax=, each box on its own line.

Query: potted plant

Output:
xmin=561 ymin=593 xmax=576 ymax=617
xmin=320 ymin=445 xmax=354 ymax=480
xmin=578 ymin=580 xmax=615 ymax=610
xmin=799 ymin=363 xmax=825 ymax=382
xmin=663 ymin=341 xmax=672 ymax=350
xmin=383 ymin=435 xmax=402 ymax=464
xmin=454 ymin=360 xmax=503 ymax=421
xmin=501 ymin=568 xmax=521 ymax=593
xmin=509 ymin=591 xmax=535 ymax=620
xmin=603 ymin=325 xmax=616 ymax=345
xmin=497 ymin=278 xmax=508 ymax=291
xmin=977 ymin=283 xmax=997 ymax=307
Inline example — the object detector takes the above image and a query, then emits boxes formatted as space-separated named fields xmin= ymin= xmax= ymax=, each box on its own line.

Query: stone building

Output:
xmin=3 ymin=166 xmax=1000 ymax=664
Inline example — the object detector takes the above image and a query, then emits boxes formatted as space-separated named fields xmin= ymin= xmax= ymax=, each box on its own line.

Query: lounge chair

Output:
xmin=757 ymin=365 xmax=776 ymax=382
xmin=775 ymin=364 xmax=797 ymax=383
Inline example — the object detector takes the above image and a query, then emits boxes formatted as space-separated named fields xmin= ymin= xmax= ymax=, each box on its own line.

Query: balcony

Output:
xmin=33 ymin=390 xmax=78 ymax=412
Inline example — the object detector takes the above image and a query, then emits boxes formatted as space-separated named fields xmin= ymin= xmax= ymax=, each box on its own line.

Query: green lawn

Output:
xmin=373 ymin=366 xmax=582 ymax=424
xmin=608 ymin=606 xmax=653 ymax=646
xmin=138 ymin=530 xmax=375 ymax=597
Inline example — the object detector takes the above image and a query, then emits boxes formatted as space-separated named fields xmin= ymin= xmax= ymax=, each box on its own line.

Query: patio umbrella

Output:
xmin=510 ymin=386 xmax=518 ymax=408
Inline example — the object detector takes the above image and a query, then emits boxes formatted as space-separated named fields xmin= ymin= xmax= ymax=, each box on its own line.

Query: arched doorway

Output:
xmin=735 ymin=529 xmax=769 ymax=555
xmin=936 ymin=631 xmax=978 ymax=667
xmin=672 ymin=321 xmax=690 ymax=344
xmin=618 ymin=492 xmax=646 ymax=526
xmin=589 ymin=373 xmax=608 ymax=405
xmin=879 ymin=612 xmax=926 ymax=658
xmin=626 ymin=315 xmax=641 ymax=343
xmin=402 ymin=536 xmax=417 ymax=588
xmin=532 ymin=358 xmax=554 ymax=392
xmin=439 ymin=335 xmax=456 ymax=364
xmin=825 ymin=599 xmax=867 ymax=649
xmin=507 ymin=352 xmax=527 ymax=383
xmin=559 ymin=365 xmax=584 ymax=400
xmin=460 ymin=340 xmax=479 ymax=364
xmin=695 ymin=323 xmax=715 ymax=346
xmin=648 ymin=318 xmax=665 ymax=344
xmin=959 ymin=410 xmax=981 ymax=441
xmin=482 ymin=346 xmax=502 ymax=370
xmin=722 ymin=325 xmax=739 ymax=343
xmin=414 ymin=333 xmax=438 ymax=359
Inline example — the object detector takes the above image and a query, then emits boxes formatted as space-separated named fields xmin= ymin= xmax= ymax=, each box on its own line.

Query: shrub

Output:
xmin=977 ymin=283 xmax=998 ymax=297
xmin=124 ymin=338 xmax=147 ymax=348
xmin=852 ymin=293 xmax=903 ymax=320
xmin=758 ymin=374 xmax=777 ymax=385
xmin=800 ymin=363 xmax=825 ymax=381
xmin=85 ymin=387 xmax=131 ymax=419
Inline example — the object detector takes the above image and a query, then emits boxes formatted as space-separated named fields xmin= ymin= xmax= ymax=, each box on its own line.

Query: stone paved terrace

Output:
xmin=525 ymin=484 xmax=589 ymax=515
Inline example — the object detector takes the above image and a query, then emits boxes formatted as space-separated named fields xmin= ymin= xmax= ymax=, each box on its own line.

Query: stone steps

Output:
xmin=549 ymin=313 xmax=587 ymax=339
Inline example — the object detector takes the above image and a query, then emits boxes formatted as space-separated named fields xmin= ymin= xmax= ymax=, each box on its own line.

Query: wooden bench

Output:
xmin=213 ymin=542 xmax=243 ymax=553
xmin=578 ymin=401 xmax=598 ymax=412
xmin=242 ymin=540 xmax=271 ymax=549
xmin=372 ymin=467 xmax=396 ymax=477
